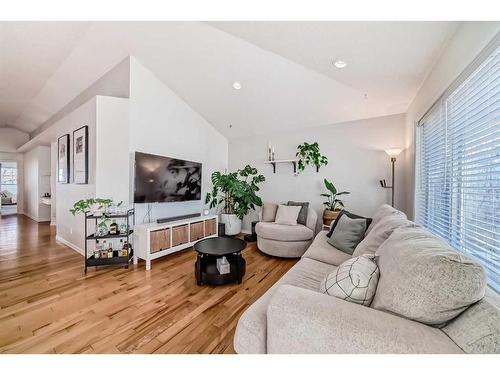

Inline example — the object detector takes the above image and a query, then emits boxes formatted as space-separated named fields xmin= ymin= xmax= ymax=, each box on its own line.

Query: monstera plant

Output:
xmin=205 ymin=165 xmax=265 ymax=235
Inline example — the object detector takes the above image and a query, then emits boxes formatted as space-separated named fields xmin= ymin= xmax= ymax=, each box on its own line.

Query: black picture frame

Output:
xmin=73 ymin=125 xmax=89 ymax=184
xmin=57 ymin=134 xmax=70 ymax=183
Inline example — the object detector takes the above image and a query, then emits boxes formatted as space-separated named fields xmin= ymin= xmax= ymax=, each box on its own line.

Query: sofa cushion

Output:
xmin=261 ymin=202 xmax=279 ymax=222
xmin=319 ymin=254 xmax=380 ymax=306
xmin=327 ymin=210 xmax=372 ymax=238
xmin=353 ymin=213 xmax=414 ymax=257
xmin=274 ymin=204 xmax=301 ymax=226
xmin=255 ymin=222 xmax=314 ymax=242
xmin=441 ymin=287 xmax=500 ymax=354
xmin=372 ymin=227 xmax=486 ymax=326
xmin=287 ymin=201 xmax=309 ymax=226
xmin=233 ymin=257 xmax=336 ymax=354
xmin=365 ymin=204 xmax=405 ymax=235
xmin=302 ymin=231 xmax=352 ymax=266
xmin=327 ymin=213 xmax=369 ymax=255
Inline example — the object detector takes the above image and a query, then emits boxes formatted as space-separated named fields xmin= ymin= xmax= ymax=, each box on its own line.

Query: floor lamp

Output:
xmin=380 ymin=148 xmax=403 ymax=207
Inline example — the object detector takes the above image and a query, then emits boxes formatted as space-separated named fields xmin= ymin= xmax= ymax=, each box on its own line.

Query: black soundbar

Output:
xmin=156 ymin=213 xmax=201 ymax=224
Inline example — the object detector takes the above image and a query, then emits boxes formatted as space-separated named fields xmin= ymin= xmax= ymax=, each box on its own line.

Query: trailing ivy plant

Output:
xmin=296 ymin=142 xmax=328 ymax=173
xmin=205 ymin=165 xmax=265 ymax=220
xmin=70 ymin=198 xmax=123 ymax=229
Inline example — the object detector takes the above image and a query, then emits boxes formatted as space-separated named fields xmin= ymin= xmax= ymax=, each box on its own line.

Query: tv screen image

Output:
xmin=134 ymin=152 xmax=202 ymax=203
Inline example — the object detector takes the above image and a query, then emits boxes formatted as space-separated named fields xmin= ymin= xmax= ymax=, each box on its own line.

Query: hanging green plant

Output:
xmin=296 ymin=142 xmax=328 ymax=173
xmin=69 ymin=198 xmax=123 ymax=229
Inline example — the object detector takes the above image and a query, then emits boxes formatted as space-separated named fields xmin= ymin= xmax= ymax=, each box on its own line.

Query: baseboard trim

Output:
xmin=241 ymin=229 xmax=251 ymax=234
xmin=56 ymin=235 xmax=84 ymax=256
xmin=23 ymin=212 xmax=39 ymax=222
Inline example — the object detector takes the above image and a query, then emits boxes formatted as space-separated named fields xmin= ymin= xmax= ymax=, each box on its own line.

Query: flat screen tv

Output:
xmin=134 ymin=152 xmax=202 ymax=203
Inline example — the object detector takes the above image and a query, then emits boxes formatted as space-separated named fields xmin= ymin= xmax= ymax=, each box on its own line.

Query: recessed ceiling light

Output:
xmin=232 ymin=81 xmax=242 ymax=90
xmin=333 ymin=60 xmax=347 ymax=69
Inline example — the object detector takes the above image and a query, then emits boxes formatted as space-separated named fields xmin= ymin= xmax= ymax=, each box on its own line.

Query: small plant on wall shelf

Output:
xmin=296 ymin=142 xmax=328 ymax=173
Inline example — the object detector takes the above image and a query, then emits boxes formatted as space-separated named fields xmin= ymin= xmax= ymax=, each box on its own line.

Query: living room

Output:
xmin=0 ymin=1 xmax=498 ymax=373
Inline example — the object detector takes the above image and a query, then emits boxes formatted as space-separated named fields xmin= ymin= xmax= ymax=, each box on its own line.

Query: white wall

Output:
xmin=95 ymin=96 xmax=130 ymax=204
xmin=23 ymin=145 xmax=50 ymax=221
xmin=129 ymin=57 xmax=228 ymax=224
xmin=38 ymin=145 xmax=51 ymax=221
xmin=23 ymin=148 xmax=38 ymax=219
xmin=229 ymin=113 xmax=407 ymax=232
xmin=402 ymin=22 xmax=500 ymax=219
xmin=0 ymin=128 xmax=29 ymax=152
xmin=55 ymin=98 xmax=97 ymax=253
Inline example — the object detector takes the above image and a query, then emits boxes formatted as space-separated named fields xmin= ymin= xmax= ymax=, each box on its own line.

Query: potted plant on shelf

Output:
xmin=205 ymin=165 xmax=265 ymax=235
xmin=296 ymin=142 xmax=328 ymax=173
xmin=321 ymin=178 xmax=350 ymax=226
xmin=70 ymin=198 xmax=123 ymax=236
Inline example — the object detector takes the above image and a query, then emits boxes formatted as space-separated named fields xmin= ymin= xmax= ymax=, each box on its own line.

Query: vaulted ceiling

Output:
xmin=0 ymin=21 xmax=460 ymax=138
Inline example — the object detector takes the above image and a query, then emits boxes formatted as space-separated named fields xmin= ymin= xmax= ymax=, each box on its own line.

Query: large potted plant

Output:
xmin=321 ymin=178 xmax=350 ymax=225
xmin=205 ymin=165 xmax=265 ymax=235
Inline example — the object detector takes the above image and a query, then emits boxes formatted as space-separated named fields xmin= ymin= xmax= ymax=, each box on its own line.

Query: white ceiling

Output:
xmin=0 ymin=22 xmax=92 ymax=130
xmin=0 ymin=21 xmax=460 ymax=138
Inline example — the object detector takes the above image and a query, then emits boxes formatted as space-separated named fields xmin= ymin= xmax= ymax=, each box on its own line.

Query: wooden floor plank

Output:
xmin=0 ymin=214 xmax=296 ymax=353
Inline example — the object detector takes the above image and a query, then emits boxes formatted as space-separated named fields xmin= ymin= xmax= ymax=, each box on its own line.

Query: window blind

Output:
xmin=416 ymin=41 xmax=500 ymax=292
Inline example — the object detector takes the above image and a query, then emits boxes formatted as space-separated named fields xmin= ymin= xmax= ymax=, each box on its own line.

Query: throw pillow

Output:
xmin=274 ymin=205 xmax=302 ymax=226
xmin=287 ymin=201 xmax=309 ymax=226
xmin=352 ymin=213 xmax=415 ymax=257
xmin=327 ymin=210 xmax=372 ymax=238
xmin=261 ymin=202 xmax=279 ymax=222
xmin=319 ymin=254 xmax=380 ymax=306
xmin=365 ymin=204 xmax=406 ymax=235
xmin=372 ymin=226 xmax=486 ymax=326
xmin=327 ymin=214 xmax=368 ymax=255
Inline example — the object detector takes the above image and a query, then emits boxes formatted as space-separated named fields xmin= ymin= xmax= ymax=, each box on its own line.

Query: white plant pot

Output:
xmin=219 ymin=214 xmax=242 ymax=236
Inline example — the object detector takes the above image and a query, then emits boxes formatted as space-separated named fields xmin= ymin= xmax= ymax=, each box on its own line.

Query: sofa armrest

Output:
xmin=267 ymin=285 xmax=463 ymax=354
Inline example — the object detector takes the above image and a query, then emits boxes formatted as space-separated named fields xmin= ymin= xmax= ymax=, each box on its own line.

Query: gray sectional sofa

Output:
xmin=234 ymin=204 xmax=500 ymax=354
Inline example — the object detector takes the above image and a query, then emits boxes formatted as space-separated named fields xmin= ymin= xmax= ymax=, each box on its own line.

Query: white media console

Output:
xmin=133 ymin=214 xmax=218 ymax=270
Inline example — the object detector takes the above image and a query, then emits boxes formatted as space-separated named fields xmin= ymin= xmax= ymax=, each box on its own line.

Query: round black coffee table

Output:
xmin=194 ymin=237 xmax=247 ymax=285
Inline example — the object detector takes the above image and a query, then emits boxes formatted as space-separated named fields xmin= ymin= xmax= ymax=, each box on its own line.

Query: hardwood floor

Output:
xmin=0 ymin=214 xmax=297 ymax=353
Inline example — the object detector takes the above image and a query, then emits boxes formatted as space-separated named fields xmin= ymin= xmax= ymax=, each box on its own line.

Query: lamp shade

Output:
xmin=385 ymin=148 xmax=403 ymax=157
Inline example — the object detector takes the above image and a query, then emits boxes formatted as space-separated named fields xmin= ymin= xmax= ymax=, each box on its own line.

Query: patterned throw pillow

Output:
xmin=319 ymin=254 xmax=380 ymax=306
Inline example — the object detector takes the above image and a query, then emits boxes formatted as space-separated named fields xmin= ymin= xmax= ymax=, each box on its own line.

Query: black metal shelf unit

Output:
xmin=84 ymin=208 xmax=134 ymax=273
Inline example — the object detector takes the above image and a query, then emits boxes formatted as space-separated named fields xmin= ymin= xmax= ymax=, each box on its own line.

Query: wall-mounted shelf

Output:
xmin=264 ymin=159 xmax=320 ymax=174
xmin=264 ymin=159 xmax=298 ymax=174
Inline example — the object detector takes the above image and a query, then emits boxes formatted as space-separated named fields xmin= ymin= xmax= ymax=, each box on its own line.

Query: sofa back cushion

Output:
xmin=365 ymin=204 xmax=406 ymax=235
xmin=372 ymin=227 xmax=486 ymax=326
xmin=353 ymin=213 xmax=414 ymax=257
xmin=441 ymin=287 xmax=500 ymax=353
xmin=261 ymin=202 xmax=279 ymax=222
xmin=287 ymin=201 xmax=309 ymax=226
xmin=275 ymin=205 xmax=302 ymax=226
xmin=326 ymin=214 xmax=369 ymax=255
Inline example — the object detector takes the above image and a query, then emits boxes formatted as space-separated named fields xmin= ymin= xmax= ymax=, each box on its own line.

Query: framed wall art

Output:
xmin=73 ymin=125 xmax=88 ymax=184
xmin=57 ymin=134 xmax=70 ymax=183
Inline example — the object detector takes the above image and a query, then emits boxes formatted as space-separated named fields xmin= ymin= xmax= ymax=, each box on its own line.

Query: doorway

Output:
xmin=0 ymin=161 xmax=18 ymax=215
